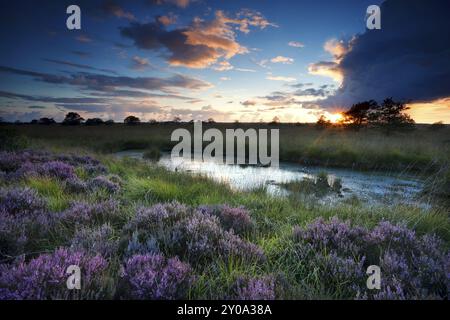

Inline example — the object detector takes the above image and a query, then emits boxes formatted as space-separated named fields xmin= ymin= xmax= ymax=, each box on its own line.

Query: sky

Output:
xmin=0 ymin=0 xmax=449 ymax=123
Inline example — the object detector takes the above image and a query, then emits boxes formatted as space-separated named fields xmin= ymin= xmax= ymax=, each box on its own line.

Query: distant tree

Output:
xmin=105 ymin=119 xmax=115 ymax=125
xmin=124 ymin=115 xmax=140 ymax=125
xmin=270 ymin=116 xmax=280 ymax=125
xmin=342 ymin=100 xmax=377 ymax=129
xmin=148 ymin=119 xmax=158 ymax=124
xmin=30 ymin=119 xmax=38 ymax=124
xmin=316 ymin=115 xmax=332 ymax=129
xmin=38 ymin=117 xmax=56 ymax=125
xmin=429 ymin=121 xmax=445 ymax=131
xmin=173 ymin=116 xmax=181 ymax=123
xmin=207 ymin=118 xmax=215 ymax=123
xmin=85 ymin=118 xmax=104 ymax=126
xmin=63 ymin=112 xmax=84 ymax=125
xmin=373 ymin=98 xmax=415 ymax=131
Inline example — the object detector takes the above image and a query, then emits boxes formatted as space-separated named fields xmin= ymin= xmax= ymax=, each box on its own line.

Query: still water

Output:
xmin=115 ymin=150 xmax=428 ymax=208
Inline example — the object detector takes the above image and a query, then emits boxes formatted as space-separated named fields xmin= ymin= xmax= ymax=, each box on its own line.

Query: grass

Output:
xmin=3 ymin=123 xmax=450 ymax=172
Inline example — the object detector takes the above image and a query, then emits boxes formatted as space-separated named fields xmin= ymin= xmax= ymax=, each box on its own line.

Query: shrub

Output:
xmin=293 ymin=217 xmax=449 ymax=299
xmin=88 ymin=176 xmax=121 ymax=193
xmin=61 ymin=200 xmax=121 ymax=225
xmin=40 ymin=161 xmax=76 ymax=180
xmin=197 ymin=205 xmax=255 ymax=235
xmin=70 ymin=224 xmax=118 ymax=258
xmin=118 ymin=254 xmax=193 ymax=299
xmin=0 ymin=248 xmax=108 ymax=299
xmin=124 ymin=203 xmax=265 ymax=265
xmin=0 ymin=187 xmax=47 ymax=215
xmin=233 ymin=276 xmax=276 ymax=300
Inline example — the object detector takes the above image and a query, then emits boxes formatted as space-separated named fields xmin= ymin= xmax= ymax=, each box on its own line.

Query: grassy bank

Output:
xmin=3 ymin=123 xmax=450 ymax=172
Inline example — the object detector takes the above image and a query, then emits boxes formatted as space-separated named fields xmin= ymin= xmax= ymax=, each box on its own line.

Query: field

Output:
xmin=0 ymin=123 xmax=449 ymax=300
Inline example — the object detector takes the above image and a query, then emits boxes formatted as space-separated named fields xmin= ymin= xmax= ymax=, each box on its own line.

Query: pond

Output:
xmin=115 ymin=150 xmax=429 ymax=209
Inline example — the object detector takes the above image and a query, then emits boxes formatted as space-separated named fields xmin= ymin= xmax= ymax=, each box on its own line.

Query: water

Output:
xmin=115 ymin=150 xmax=428 ymax=208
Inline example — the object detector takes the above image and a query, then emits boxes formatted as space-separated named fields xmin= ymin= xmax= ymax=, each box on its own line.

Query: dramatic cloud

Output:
xmin=130 ymin=56 xmax=151 ymax=70
xmin=288 ymin=41 xmax=304 ymax=48
xmin=43 ymin=59 xmax=118 ymax=75
xmin=270 ymin=56 xmax=294 ymax=64
xmin=0 ymin=66 xmax=212 ymax=93
xmin=102 ymin=0 xmax=136 ymax=20
xmin=150 ymin=0 xmax=191 ymax=8
xmin=316 ymin=0 xmax=450 ymax=109
xmin=120 ymin=10 xmax=276 ymax=68
xmin=157 ymin=14 xmax=177 ymax=26
xmin=213 ymin=60 xmax=234 ymax=71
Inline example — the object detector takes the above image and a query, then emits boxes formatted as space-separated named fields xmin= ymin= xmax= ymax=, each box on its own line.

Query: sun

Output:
xmin=327 ymin=113 xmax=343 ymax=123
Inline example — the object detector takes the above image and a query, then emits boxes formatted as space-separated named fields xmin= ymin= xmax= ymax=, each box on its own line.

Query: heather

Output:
xmin=0 ymin=149 xmax=449 ymax=300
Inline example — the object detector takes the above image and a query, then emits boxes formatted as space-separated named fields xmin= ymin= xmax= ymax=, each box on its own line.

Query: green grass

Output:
xmin=4 ymin=123 xmax=450 ymax=172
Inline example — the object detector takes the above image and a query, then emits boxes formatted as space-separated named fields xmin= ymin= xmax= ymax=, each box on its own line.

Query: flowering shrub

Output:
xmin=88 ymin=175 xmax=121 ymax=193
xmin=293 ymin=217 xmax=450 ymax=299
xmin=61 ymin=200 xmax=121 ymax=225
xmin=0 ymin=188 xmax=54 ymax=258
xmin=0 ymin=248 xmax=108 ymax=299
xmin=40 ymin=161 xmax=76 ymax=180
xmin=197 ymin=204 xmax=255 ymax=235
xmin=233 ymin=276 xmax=276 ymax=300
xmin=118 ymin=254 xmax=193 ymax=299
xmin=70 ymin=224 xmax=118 ymax=258
xmin=0 ymin=187 xmax=47 ymax=215
xmin=124 ymin=203 xmax=265 ymax=265
xmin=0 ymin=150 xmax=107 ymax=183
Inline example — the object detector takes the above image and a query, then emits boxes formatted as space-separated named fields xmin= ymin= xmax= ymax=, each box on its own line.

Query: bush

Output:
xmin=292 ymin=217 xmax=449 ymax=299
xmin=123 ymin=203 xmax=264 ymax=265
xmin=233 ymin=276 xmax=276 ymax=300
xmin=118 ymin=254 xmax=193 ymax=299
xmin=0 ymin=248 xmax=108 ymax=299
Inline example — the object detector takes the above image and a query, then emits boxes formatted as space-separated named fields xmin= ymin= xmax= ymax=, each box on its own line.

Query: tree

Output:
xmin=38 ymin=117 xmax=56 ymax=125
xmin=85 ymin=118 xmax=104 ymax=126
xmin=373 ymin=98 xmax=415 ymax=130
xmin=207 ymin=118 xmax=215 ymax=123
xmin=105 ymin=119 xmax=115 ymax=125
xmin=429 ymin=121 xmax=445 ymax=131
xmin=270 ymin=116 xmax=280 ymax=124
xmin=173 ymin=116 xmax=181 ymax=123
xmin=342 ymin=100 xmax=377 ymax=128
xmin=316 ymin=115 xmax=332 ymax=129
xmin=124 ymin=115 xmax=140 ymax=125
xmin=148 ymin=119 xmax=158 ymax=124
xmin=63 ymin=112 xmax=84 ymax=125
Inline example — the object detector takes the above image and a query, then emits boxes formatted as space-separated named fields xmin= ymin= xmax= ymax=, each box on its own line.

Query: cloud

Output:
xmin=213 ymin=60 xmax=233 ymax=71
xmin=102 ymin=0 xmax=135 ymax=20
xmin=288 ymin=41 xmax=304 ymax=48
xmin=270 ymin=56 xmax=294 ymax=64
xmin=28 ymin=105 xmax=46 ymax=109
xmin=130 ymin=56 xmax=151 ymax=70
xmin=0 ymin=65 xmax=212 ymax=93
xmin=75 ymin=34 xmax=93 ymax=43
xmin=150 ymin=0 xmax=191 ymax=8
xmin=43 ymin=59 xmax=118 ymax=75
xmin=241 ymin=100 xmax=257 ymax=106
xmin=157 ymin=14 xmax=177 ymax=26
xmin=120 ymin=10 xmax=275 ymax=69
xmin=308 ymin=61 xmax=342 ymax=83
xmin=235 ymin=68 xmax=256 ymax=72
xmin=266 ymin=75 xmax=296 ymax=82
xmin=220 ymin=77 xmax=230 ymax=81
xmin=315 ymin=0 xmax=450 ymax=109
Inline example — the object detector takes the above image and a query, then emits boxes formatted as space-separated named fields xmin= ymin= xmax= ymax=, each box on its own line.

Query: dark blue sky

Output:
xmin=0 ymin=0 xmax=448 ymax=123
